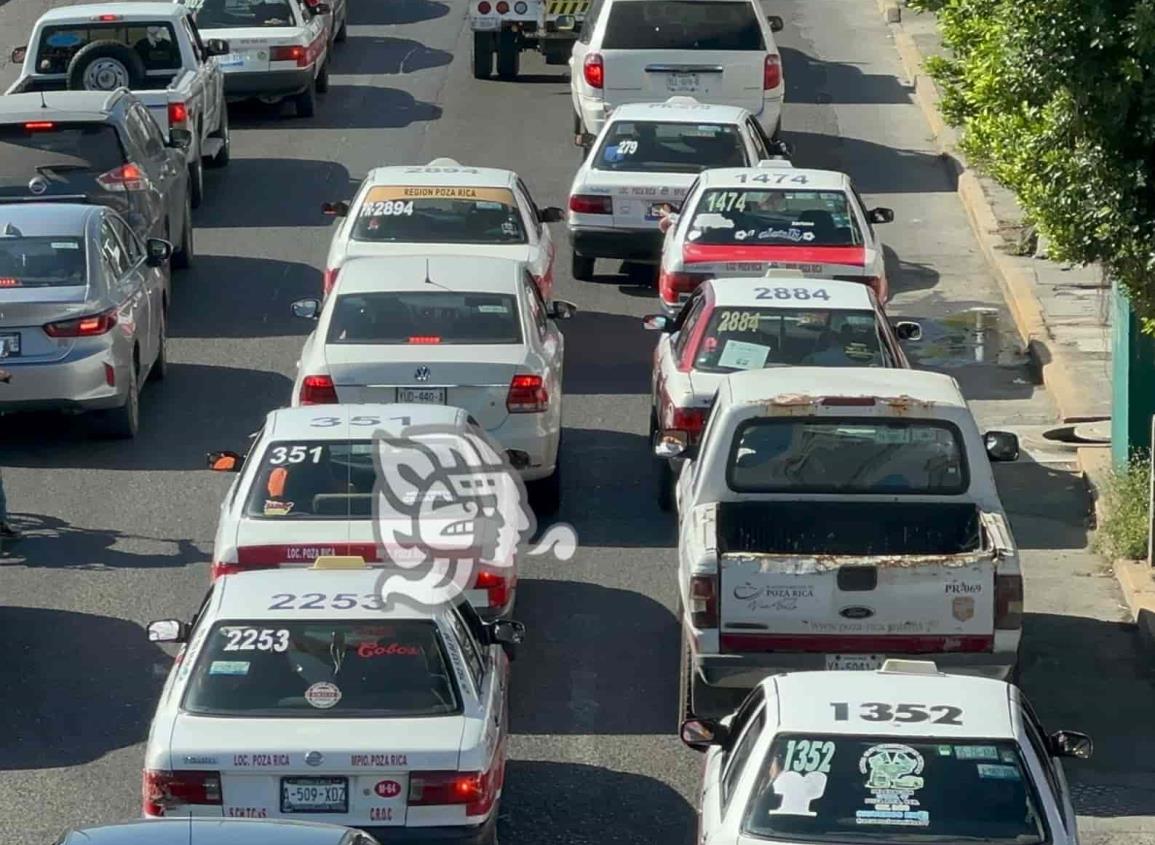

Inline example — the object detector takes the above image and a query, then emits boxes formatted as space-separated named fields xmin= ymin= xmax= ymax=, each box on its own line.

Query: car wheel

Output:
xmin=295 ymin=82 xmax=317 ymax=118
xmin=172 ymin=202 xmax=194 ymax=270
xmin=529 ymin=462 xmax=561 ymax=517
xmin=472 ymin=32 xmax=495 ymax=79
xmin=496 ymin=30 xmax=519 ymax=79
xmin=207 ymin=104 xmax=230 ymax=168
xmin=316 ymin=59 xmax=330 ymax=94
xmin=96 ymin=360 xmax=140 ymax=439
xmin=678 ymin=631 xmax=693 ymax=726
xmin=150 ymin=308 xmax=168 ymax=383
xmin=571 ymin=252 xmax=594 ymax=281
xmin=188 ymin=157 xmax=204 ymax=210
xmin=652 ymin=417 xmax=675 ymax=512
xmin=335 ymin=12 xmax=348 ymax=42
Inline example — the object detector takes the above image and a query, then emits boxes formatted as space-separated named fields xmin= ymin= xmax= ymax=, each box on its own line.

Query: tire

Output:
xmin=67 ymin=41 xmax=145 ymax=91
xmin=188 ymin=157 xmax=204 ymax=210
xmin=571 ymin=252 xmax=594 ymax=281
xmin=96 ymin=360 xmax=140 ymax=439
xmin=335 ymin=12 xmax=348 ymax=42
xmin=678 ymin=634 xmax=693 ymax=727
xmin=149 ymin=307 xmax=168 ymax=383
xmin=172 ymin=201 xmax=194 ymax=270
xmin=316 ymin=59 xmax=330 ymax=94
xmin=656 ymin=455 xmax=675 ymax=512
xmin=472 ymin=31 xmax=494 ymax=79
xmin=207 ymin=103 xmax=230 ymax=169
xmin=691 ymin=671 xmax=743 ymax=721
xmin=295 ymin=83 xmax=317 ymax=118
xmin=496 ymin=30 xmax=519 ymax=79
xmin=529 ymin=462 xmax=561 ymax=517
xmin=543 ymin=41 xmax=569 ymax=65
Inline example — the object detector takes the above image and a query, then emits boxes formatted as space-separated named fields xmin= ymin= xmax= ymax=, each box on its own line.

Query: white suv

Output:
xmin=569 ymin=0 xmax=785 ymax=140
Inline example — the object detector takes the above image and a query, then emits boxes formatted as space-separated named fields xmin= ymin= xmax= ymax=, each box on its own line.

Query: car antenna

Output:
xmin=39 ymin=90 xmax=47 ymax=109
xmin=423 ymin=258 xmax=450 ymax=291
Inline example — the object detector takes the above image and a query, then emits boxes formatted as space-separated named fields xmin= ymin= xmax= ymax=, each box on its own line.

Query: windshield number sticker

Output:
xmin=705 ymin=191 xmax=747 ymax=213
xmin=222 ymin=628 xmax=290 ymax=652
xmin=736 ymin=173 xmax=810 ymax=185
xmin=269 ymin=592 xmax=388 ymax=611
xmin=783 ymin=739 xmax=836 ymax=773
xmin=754 ymin=287 xmax=831 ymax=301
xmin=361 ymin=200 xmax=414 ymax=217
xmin=268 ymin=445 xmax=323 ymax=465
xmin=716 ymin=311 xmax=761 ymax=332
xmin=309 ymin=415 xmax=412 ymax=427
xmin=831 ymin=702 xmax=963 ymax=725
xmin=617 ymin=139 xmax=639 ymax=155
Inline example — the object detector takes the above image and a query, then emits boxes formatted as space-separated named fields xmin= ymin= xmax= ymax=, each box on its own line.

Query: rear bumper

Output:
xmin=0 ymin=352 xmax=127 ymax=413
xmin=571 ymin=226 xmax=664 ymax=262
xmin=489 ymin=416 xmax=559 ymax=482
xmin=223 ymin=67 xmax=314 ymax=98
xmin=363 ymin=814 xmax=497 ymax=844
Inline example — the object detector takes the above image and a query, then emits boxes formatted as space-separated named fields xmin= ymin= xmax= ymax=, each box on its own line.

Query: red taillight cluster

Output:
xmin=475 ymin=569 xmax=510 ymax=610
xmin=478 ymin=0 xmax=492 ymax=11
xmin=408 ymin=769 xmax=498 ymax=816
xmin=689 ymin=574 xmax=718 ymax=628
xmin=44 ymin=307 xmax=118 ymax=338
xmin=568 ymin=194 xmax=612 ymax=215
xmin=408 ymin=336 xmax=441 ymax=344
xmin=995 ymin=573 xmax=1023 ymax=630
xmin=96 ymin=163 xmax=147 ymax=192
xmin=506 ymin=374 xmax=548 ymax=413
xmin=763 ymin=54 xmax=781 ymax=89
xmin=299 ymin=374 xmax=338 ymax=405
xmin=271 ymin=44 xmax=308 ymax=67
xmin=668 ymin=407 xmax=708 ymax=442
xmin=168 ymin=102 xmax=188 ymax=127
xmin=322 ymin=267 xmax=340 ymax=295
xmin=142 ymin=769 xmax=222 ymax=816
xmin=658 ymin=270 xmax=708 ymax=305
xmin=495 ymin=0 xmax=510 ymax=12
xmin=583 ymin=53 xmax=603 ymax=89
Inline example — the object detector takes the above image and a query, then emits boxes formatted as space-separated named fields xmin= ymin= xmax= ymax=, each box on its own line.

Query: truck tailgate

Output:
xmin=135 ymin=91 xmax=172 ymax=138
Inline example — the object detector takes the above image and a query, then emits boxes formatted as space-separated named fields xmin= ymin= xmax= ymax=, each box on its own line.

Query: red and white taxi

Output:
xmin=319 ymin=158 xmax=563 ymax=301
xmin=656 ymin=162 xmax=895 ymax=315
xmin=645 ymin=276 xmax=921 ymax=509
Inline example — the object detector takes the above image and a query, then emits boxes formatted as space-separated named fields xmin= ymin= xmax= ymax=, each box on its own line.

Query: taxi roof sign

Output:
xmin=312 ymin=556 xmax=368 ymax=570
xmin=879 ymin=658 xmax=943 ymax=676
xmin=756 ymin=159 xmax=794 ymax=169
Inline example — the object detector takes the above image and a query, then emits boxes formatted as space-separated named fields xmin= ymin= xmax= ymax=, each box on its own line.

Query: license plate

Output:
xmin=218 ymin=53 xmax=246 ymax=67
xmin=473 ymin=16 xmax=499 ymax=28
xmin=826 ymin=654 xmax=883 ymax=671
xmin=397 ymin=387 xmax=446 ymax=404
xmin=666 ymin=73 xmax=699 ymax=92
xmin=645 ymin=202 xmax=672 ymax=221
xmin=0 ymin=333 xmax=20 ymax=357
xmin=281 ymin=777 xmax=348 ymax=813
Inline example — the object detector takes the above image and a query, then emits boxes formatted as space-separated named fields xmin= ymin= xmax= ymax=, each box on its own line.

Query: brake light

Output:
xmin=496 ymin=0 xmax=509 ymax=11
xmin=478 ymin=0 xmax=492 ymax=11
xmin=322 ymin=267 xmax=340 ymax=295
xmin=408 ymin=336 xmax=441 ymax=344
xmin=506 ymin=374 xmax=548 ymax=413
xmin=94 ymin=13 xmax=121 ymax=20
xmin=44 ymin=307 xmax=118 ymax=338
xmin=583 ymin=53 xmax=603 ymax=89
xmin=0 ymin=278 xmax=17 ymax=287
xmin=143 ymin=769 xmax=222 ymax=816
xmin=271 ymin=45 xmax=308 ymax=67
xmin=408 ymin=770 xmax=497 ymax=816
xmin=568 ymin=194 xmax=612 ymax=214
xmin=23 ymin=121 xmax=54 ymax=131
xmin=819 ymin=396 xmax=876 ymax=406
xmin=690 ymin=574 xmax=718 ymax=628
xmin=299 ymin=374 xmax=338 ymax=405
xmin=668 ymin=406 xmax=707 ymax=440
xmin=764 ymin=54 xmax=781 ymax=89
xmin=658 ymin=270 xmax=706 ymax=304
xmin=995 ymin=573 xmax=1023 ymax=630
xmin=96 ymin=162 xmax=146 ymax=192
xmin=475 ymin=570 xmax=510 ymax=610
xmin=211 ymin=562 xmax=278 ymax=580
xmin=168 ymin=102 xmax=188 ymax=127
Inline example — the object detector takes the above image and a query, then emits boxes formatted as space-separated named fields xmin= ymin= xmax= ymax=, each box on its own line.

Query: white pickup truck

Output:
xmin=7 ymin=2 xmax=231 ymax=209
xmin=658 ymin=367 xmax=1024 ymax=720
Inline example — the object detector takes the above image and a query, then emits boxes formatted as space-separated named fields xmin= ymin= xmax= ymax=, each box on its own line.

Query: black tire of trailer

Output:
xmin=473 ymin=31 xmax=495 ymax=79
xmin=496 ymin=29 xmax=520 ymax=79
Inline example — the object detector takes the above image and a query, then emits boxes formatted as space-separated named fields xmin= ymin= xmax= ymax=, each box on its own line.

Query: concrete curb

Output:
xmin=1116 ymin=560 xmax=1155 ymax=648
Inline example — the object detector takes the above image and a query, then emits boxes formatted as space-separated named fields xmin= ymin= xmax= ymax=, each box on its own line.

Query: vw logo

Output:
xmin=839 ymin=606 xmax=875 ymax=620
xmin=414 ymin=366 xmax=431 ymax=383
xmin=304 ymin=751 xmax=324 ymax=767
xmin=27 ymin=176 xmax=47 ymax=195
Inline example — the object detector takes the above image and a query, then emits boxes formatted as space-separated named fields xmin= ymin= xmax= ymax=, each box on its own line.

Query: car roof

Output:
xmin=264 ymin=404 xmax=466 ymax=438
xmin=0 ymin=202 xmax=100 ymax=235
xmin=364 ymin=158 xmax=517 ymax=190
xmin=771 ymin=666 xmax=1015 ymax=739
xmin=38 ymin=3 xmax=186 ymax=23
xmin=0 ymin=91 xmax=126 ymax=121
xmin=63 ymin=818 xmax=353 ymax=845
xmin=608 ymin=97 xmax=750 ymax=124
xmin=699 ymin=165 xmax=850 ymax=191
xmin=707 ymin=277 xmax=874 ymax=310
xmin=334 ymin=255 xmax=524 ymax=295
xmin=722 ymin=366 xmax=967 ymax=407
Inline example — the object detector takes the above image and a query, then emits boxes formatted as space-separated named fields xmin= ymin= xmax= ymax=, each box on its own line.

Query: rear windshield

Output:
xmin=694 ymin=307 xmax=888 ymax=371
xmin=0 ymin=124 xmax=124 ymax=180
xmin=35 ymin=24 xmax=181 ymax=75
xmin=744 ymin=735 xmax=1046 ymax=844
xmin=728 ymin=418 xmax=968 ymax=495
xmin=186 ymin=0 xmax=298 ymax=28
xmin=351 ymin=186 xmax=526 ymax=245
xmin=0 ymin=236 xmax=87 ymax=287
xmin=595 ymin=121 xmax=747 ymax=173
xmin=601 ymin=1 xmax=765 ymax=50
xmin=689 ymin=189 xmax=863 ymax=246
xmin=183 ymin=620 xmax=460 ymax=717
xmin=328 ymin=291 xmax=522 ymax=345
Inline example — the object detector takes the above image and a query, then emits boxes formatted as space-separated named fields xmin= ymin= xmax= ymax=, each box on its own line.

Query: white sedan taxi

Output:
xmin=319 ymin=158 xmax=563 ymax=301
xmin=656 ymin=162 xmax=895 ymax=315
xmin=289 ymin=255 xmax=575 ymax=513
xmin=204 ymin=404 xmax=520 ymax=620
xmin=643 ymin=277 xmax=921 ymax=509
xmin=567 ymin=97 xmax=789 ymax=280
xmin=143 ymin=560 xmax=524 ymax=845
xmin=682 ymin=660 xmax=1092 ymax=845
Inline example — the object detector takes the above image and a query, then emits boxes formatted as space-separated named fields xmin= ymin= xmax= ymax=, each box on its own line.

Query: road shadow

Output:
xmin=0 ymin=606 xmax=170 ymax=768
xmin=1020 ymin=611 xmax=1155 ymax=816
xmin=785 ymin=129 xmax=958 ymax=194
xmin=561 ymin=309 xmax=654 ymax=395
xmin=992 ymin=458 xmax=1091 ymax=550
xmin=884 ymin=245 xmax=940 ymax=296
xmin=197 ymin=157 xmax=357 ymax=229
xmin=171 ymin=255 xmax=321 ymax=339
xmin=780 ymin=46 xmax=913 ymax=105
xmin=483 ymin=73 xmax=570 ymax=84
xmin=508 ymin=579 xmax=680 ymax=735
xmin=332 ymin=36 xmax=452 ymax=75
xmin=499 ymin=760 xmax=695 ymax=843
xmin=0 ymin=512 xmax=206 ymax=570
xmin=347 ymin=0 xmax=449 ymax=25
xmin=226 ymin=85 xmax=442 ymax=129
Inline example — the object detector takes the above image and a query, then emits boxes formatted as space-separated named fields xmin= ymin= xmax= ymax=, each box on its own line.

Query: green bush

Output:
xmin=1095 ymin=453 xmax=1151 ymax=561
xmin=909 ymin=0 xmax=1155 ymax=330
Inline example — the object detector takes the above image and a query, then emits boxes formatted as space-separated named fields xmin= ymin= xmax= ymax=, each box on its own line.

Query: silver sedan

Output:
xmin=56 ymin=819 xmax=381 ymax=845
xmin=0 ymin=202 xmax=171 ymax=437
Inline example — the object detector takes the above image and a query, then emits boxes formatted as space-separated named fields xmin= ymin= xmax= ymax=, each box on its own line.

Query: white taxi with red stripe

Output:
xmin=644 ymin=277 xmax=921 ymax=509
xmin=143 ymin=561 xmax=523 ymax=845
xmin=205 ymin=404 xmax=520 ymax=620
xmin=656 ymin=162 xmax=895 ymax=314
xmin=320 ymin=159 xmax=563 ymax=302
xmin=181 ymin=0 xmax=330 ymax=117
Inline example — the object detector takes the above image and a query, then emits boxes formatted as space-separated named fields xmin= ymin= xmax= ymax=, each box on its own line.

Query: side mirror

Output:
xmin=168 ymin=128 xmax=193 ymax=150
xmin=207 ymin=450 xmax=242 ymax=472
xmin=321 ymin=201 xmax=350 ymax=218
xmin=292 ymin=298 xmax=321 ymax=320
xmin=983 ymin=430 xmax=1020 ymax=462
xmin=893 ymin=320 xmax=922 ymax=342
xmin=204 ymin=38 xmax=230 ymax=56
xmin=767 ymin=14 xmax=784 ymax=31
xmin=490 ymin=619 xmax=526 ymax=645
xmin=766 ymin=138 xmax=792 ymax=158
xmin=869 ymin=207 xmax=895 ymax=224
xmin=147 ymin=619 xmax=190 ymax=643
xmin=659 ymin=212 xmax=680 ymax=234
xmin=11 ymin=46 xmax=27 ymax=65
xmin=573 ymin=131 xmax=597 ymax=149
xmin=1049 ymin=730 xmax=1093 ymax=759
xmin=680 ymin=718 xmax=729 ymax=751
xmin=538 ymin=206 xmax=564 ymax=224
xmin=655 ymin=431 xmax=695 ymax=460
xmin=546 ymin=299 xmax=577 ymax=320
xmin=555 ymin=14 xmax=576 ymax=30
xmin=643 ymin=314 xmax=671 ymax=332
xmin=145 ymin=238 xmax=173 ymax=267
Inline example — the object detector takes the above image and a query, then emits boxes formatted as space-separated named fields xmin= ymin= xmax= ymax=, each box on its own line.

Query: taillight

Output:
xmin=475 ymin=570 xmax=510 ymax=610
xmin=271 ymin=45 xmax=308 ymax=67
xmin=583 ymin=53 xmax=604 ymax=89
xmin=211 ymin=562 xmax=278 ymax=580
xmin=658 ymin=270 xmax=707 ymax=304
xmin=44 ymin=307 xmax=118 ymax=338
xmin=506 ymin=374 xmax=548 ymax=413
xmin=23 ymin=121 xmax=54 ymax=131
xmin=143 ymin=769 xmax=222 ymax=816
xmin=408 ymin=770 xmax=497 ymax=816
xmin=568 ymin=194 xmax=612 ymax=214
xmin=168 ymin=102 xmax=188 ymax=127
xmin=408 ymin=336 xmax=441 ymax=344
xmin=496 ymin=0 xmax=509 ymax=11
xmin=300 ymin=374 xmax=338 ymax=405
xmin=995 ymin=573 xmax=1023 ymax=630
xmin=478 ymin=0 xmax=491 ymax=11
xmin=668 ymin=407 xmax=707 ymax=442
xmin=689 ymin=574 xmax=718 ymax=628
xmin=96 ymin=162 xmax=147 ymax=192
xmin=322 ymin=267 xmax=340 ymax=295
xmin=764 ymin=54 xmax=781 ymax=89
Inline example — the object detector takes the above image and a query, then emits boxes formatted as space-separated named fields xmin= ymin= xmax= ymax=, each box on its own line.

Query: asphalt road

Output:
xmin=3 ymin=0 xmax=1155 ymax=842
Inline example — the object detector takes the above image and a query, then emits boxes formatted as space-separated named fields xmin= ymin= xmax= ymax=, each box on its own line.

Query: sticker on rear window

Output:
xmin=976 ymin=764 xmax=1021 ymax=780
xmin=478 ymin=304 xmax=508 ymax=313
xmin=953 ymin=745 xmax=999 ymax=761
xmin=264 ymin=499 xmax=294 ymax=516
xmin=210 ymin=660 xmax=250 ymax=675
xmin=768 ymin=770 xmax=828 ymax=816
xmin=50 ymin=241 xmax=80 ymax=249
xmin=692 ymin=212 xmax=735 ymax=230
xmin=47 ymin=32 xmax=84 ymax=47
xmin=717 ymin=340 xmax=770 ymax=370
xmin=856 ymin=744 xmax=929 ymax=827
xmin=305 ymin=681 xmax=342 ymax=709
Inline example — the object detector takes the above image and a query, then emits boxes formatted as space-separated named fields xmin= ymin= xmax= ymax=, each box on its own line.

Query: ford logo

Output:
xmin=375 ymin=779 xmax=402 ymax=798
xmin=839 ymin=606 xmax=874 ymax=620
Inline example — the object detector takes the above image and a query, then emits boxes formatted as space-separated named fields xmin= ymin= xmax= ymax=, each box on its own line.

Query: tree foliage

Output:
xmin=911 ymin=0 xmax=1155 ymax=328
